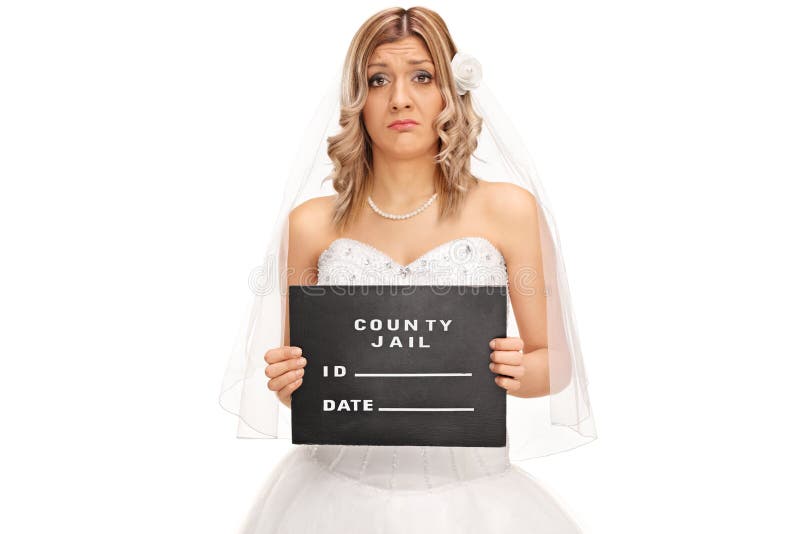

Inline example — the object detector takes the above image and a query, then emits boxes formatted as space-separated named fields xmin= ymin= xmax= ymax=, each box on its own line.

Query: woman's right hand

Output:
xmin=264 ymin=346 xmax=307 ymax=409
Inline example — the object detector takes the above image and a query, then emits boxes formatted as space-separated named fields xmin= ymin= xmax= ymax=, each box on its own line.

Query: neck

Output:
xmin=369 ymin=149 xmax=438 ymax=211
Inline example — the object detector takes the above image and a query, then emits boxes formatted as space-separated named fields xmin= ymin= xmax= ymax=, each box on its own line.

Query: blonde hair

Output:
xmin=325 ymin=6 xmax=483 ymax=231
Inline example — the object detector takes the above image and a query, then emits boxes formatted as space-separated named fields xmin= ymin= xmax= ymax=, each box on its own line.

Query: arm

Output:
xmin=489 ymin=182 xmax=552 ymax=399
xmin=282 ymin=197 xmax=331 ymax=345
xmin=276 ymin=198 xmax=331 ymax=408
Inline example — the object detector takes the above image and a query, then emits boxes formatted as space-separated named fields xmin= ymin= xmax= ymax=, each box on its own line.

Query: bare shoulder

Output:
xmin=287 ymin=194 xmax=338 ymax=281
xmin=478 ymin=180 xmax=540 ymax=220
xmin=289 ymin=194 xmax=337 ymax=238
xmin=474 ymin=179 xmax=541 ymax=251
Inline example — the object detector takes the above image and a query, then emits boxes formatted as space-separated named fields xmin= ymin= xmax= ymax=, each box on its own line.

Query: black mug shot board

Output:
xmin=288 ymin=284 xmax=508 ymax=448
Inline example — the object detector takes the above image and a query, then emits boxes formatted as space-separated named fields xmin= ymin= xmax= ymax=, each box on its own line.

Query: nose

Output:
xmin=390 ymin=78 xmax=412 ymax=111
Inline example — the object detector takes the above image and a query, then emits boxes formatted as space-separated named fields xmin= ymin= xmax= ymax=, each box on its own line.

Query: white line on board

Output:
xmin=354 ymin=372 xmax=473 ymax=377
xmin=378 ymin=408 xmax=475 ymax=412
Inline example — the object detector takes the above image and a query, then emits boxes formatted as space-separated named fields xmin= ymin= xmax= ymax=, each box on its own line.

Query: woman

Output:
xmin=220 ymin=7 xmax=597 ymax=533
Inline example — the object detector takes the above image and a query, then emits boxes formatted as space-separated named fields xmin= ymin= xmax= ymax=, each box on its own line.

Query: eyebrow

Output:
xmin=367 ymin=59 xmax=433 ymax=69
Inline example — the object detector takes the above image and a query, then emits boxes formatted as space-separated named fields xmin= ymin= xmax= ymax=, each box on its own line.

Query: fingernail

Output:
xmin=299 ymin=357 xmax=307 ymax=365
xmin=292 ymin=347 xmax=302 ymax=356
xmin=490 ymin=340 xmax=496 ymax=349
xmin=295 ymin=369 xmax=304 ymax=379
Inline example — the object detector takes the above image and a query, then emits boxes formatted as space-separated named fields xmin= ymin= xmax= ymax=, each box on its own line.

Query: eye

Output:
xmin=367 ymin=72 xmax=434 ymax=88
xmin=368 ymin=75 xmax=387 ymax=87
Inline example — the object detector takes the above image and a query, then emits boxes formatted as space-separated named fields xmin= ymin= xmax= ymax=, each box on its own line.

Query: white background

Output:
xmin=2 ymin=1 xmax=798 ymax=532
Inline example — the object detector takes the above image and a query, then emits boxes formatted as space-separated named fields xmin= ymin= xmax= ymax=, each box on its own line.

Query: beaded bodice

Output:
xmin=303 ymin=236 xmax=512 ymax=491
xmin=317 ymin=236 xmax=508 ymax=286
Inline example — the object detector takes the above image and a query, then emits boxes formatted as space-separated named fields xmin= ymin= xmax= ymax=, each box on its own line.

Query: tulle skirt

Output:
xmin=237 ymin=441 xmax=584 ymax=533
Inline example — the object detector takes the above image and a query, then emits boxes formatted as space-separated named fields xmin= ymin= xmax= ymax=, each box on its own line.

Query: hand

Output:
xmin=264 ymin=346 xmax=307 ymax=408
xmin=488 ymin=337 xmax=525 ymax=392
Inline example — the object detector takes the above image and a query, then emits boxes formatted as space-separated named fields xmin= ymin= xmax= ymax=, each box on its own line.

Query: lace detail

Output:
xmin=421 ymin=446 xmax=433 ymax=490
xmin=390 ymin=447 xmax=398 ymax=490
xmin=357 ymin=446 xmax=371 ymax=482
xmin=305 ymin=235 xmax=511 ymax=490
xmin=448 ymin=447 xmax=463 ymax=482
xmin=472 ymin=446 xmax=491 ymax=478
xmin=318 ymin=236 xmax=508 ymax=286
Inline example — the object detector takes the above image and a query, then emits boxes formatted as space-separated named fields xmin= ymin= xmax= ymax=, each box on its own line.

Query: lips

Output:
xmin=389 ymin=119 xmax=419 ymax=127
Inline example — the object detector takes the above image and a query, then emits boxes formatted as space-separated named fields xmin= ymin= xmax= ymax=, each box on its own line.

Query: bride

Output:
xmin=220 ymin=6 xmax=597 ymax=533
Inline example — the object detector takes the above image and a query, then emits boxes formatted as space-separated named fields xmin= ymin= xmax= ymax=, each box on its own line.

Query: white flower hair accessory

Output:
xmin=450 ymin=52 xmax=482 ymax=95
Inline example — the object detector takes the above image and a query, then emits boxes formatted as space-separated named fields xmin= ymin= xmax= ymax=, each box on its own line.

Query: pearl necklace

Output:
xmin=367 ymin=192 xmax=438 ymax=220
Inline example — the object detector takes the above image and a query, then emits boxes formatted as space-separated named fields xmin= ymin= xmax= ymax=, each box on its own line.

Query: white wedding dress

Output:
xmin=238 ymin=236 xmax=584 ymax=533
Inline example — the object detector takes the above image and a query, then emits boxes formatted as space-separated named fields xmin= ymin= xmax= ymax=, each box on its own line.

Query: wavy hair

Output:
xmin=325 ymin=6 xmax=483 ymax=231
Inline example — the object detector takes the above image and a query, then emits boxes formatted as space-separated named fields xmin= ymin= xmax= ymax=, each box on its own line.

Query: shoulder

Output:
xmin=472 ymin=179 xmax=542 ymax=264
xmin=475 ymin=179 xmax=540 ymax=228
xmin=288 ymin=194 xmax=338 ymax=256
xmin=289 ymin=194 xmax=336 ymax=225
xmin=289 ymin=194 xmax=337 ymax=235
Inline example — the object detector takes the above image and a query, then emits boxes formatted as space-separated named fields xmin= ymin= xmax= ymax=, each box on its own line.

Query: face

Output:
xmin=362 ymin=35 xmax=445 ymax=160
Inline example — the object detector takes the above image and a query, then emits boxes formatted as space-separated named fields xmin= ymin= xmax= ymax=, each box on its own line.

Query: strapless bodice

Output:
xmin=305 ymin=236 xmax=511 ymax=490
xmin=317 ymin=236 xmax=508 ymax=287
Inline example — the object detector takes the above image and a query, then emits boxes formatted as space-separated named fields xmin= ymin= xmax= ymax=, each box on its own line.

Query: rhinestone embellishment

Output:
xmin=317 ymin=237 xmax=508 ymax=286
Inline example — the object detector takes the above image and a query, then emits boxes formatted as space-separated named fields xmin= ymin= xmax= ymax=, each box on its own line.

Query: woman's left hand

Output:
xmin=488 ymin=336 xmax=525 ymax=392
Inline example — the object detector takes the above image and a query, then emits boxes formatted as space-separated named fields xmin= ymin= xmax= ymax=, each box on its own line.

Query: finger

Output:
xmin=265 ymin=346 xmax=303 ymax=364
xmin=266 ymin=355 xmax=307 ymax=379
xmin=490 ymin=337 xmax=524 ymax=352
xmin=277 ymin=377 xmax=303 ymax=405
xmin=489 ymin=350 xmax=524 ymax=365
xmin=495 ymin=376 xmax=521 ymax=391
xmin=268 ymin=366 xmax=305 ymax=392
xmin=489 ymin=362 xmax=525 ymax=378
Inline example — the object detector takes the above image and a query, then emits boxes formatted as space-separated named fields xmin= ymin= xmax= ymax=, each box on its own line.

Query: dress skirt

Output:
xmin=237 ymin=440 xmax=584 ymax=533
